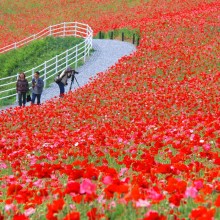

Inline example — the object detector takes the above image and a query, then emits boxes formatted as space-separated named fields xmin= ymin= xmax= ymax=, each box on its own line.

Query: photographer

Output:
xmin=57 ymin=66 xmax=72 ymax=97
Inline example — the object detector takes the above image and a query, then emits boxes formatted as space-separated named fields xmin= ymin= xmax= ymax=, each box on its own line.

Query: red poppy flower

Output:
xmin=87 ymin=208 xmax=97 ymax=220
xmin=72 ymin=195 xmax=83 ymax=203
xmin=63 ymin=212 xmax=80 ymax=220
xmin=165 ymin=177 xmax=187 ymax=194
xmin=189 ymin=206 xmax=215 ymax=220
xmin=65 ymin=181 xmax=80 ymax=194
xmin=144 ymin=210 xmax=166 ymax=220
xmin=7 ymin=184 xmax=23 ymax=196
xmin=13 ymin=214 xmax=29 ymax=220
xmin=215 ymin=195 xmax=220 ymax=207
xmin=169 ymin=193 xmax=183 ymax=206
xmin=105 ymin=183 xmax=129 ymax=198
xmin=46 ymin=198 xmax=65 ymax=219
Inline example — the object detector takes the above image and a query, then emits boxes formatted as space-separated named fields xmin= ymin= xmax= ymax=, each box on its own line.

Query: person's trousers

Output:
xmin=18 ymin=92 xmax=26 ymax=107
xmin=32 ymin=93 xmax=41 ymax=105
xmin=58 ymin=82 xmax=65 ymax=96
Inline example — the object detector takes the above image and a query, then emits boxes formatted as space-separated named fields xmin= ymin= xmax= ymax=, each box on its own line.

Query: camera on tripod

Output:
xmin=68 ymin=68 xmax=80 ymax=91
xmin=69 ymin=70 xmax=79 ymax=75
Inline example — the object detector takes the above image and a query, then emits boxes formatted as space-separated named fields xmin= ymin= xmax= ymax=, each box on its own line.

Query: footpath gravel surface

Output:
xmin=1 ymin=39 xmax=136 ymax=111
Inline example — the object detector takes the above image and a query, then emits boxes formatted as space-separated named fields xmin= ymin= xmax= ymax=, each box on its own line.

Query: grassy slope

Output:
xmin=0 ymin=36 xmax=83 ymax=78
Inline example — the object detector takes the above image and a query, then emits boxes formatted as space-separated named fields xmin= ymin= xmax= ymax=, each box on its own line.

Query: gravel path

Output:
xmin=1 ymin=39 xmax=136 ymax=111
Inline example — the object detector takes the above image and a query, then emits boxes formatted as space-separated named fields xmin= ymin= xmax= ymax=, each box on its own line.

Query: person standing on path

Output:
xmin=57 ymin=66 xmax=72 ymax=97
xmin=16 ymin=72 xmax=29 ymax=107
xmin=31 ymin=71 xmax=44 ymax=105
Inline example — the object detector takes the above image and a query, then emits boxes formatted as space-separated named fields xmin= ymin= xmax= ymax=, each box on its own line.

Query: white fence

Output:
xmin=0 ymin=21 xmax=93 ymax=103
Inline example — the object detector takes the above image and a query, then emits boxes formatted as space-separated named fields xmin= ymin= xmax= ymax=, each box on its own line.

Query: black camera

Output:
xmin=69 ymin=69 xmax=80 ymax=91
xmin=72 ymin=70 xmax=79 ymax=74
xmin=69 ymin=70 xmax=78 ymax=75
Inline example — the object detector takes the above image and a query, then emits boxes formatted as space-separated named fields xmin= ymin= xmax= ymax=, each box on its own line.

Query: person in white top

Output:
xmin=57 ymin=66 xmax=72 ymax=97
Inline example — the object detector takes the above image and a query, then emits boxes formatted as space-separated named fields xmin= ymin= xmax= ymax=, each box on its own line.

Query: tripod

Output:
xmin=69 ymin=71 xmax=80 ymax=91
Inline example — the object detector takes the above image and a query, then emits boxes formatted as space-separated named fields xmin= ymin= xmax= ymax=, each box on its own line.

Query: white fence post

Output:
xmin=16 ymin=73 xmax=19 ymax=102
xmin=64 ymin=22 xmax=66 ymax=37
xmin=55 ymin=55 xmax=58 ymax=73
xmin=86 ymin=26 xmax=88 ymax=57
xmin=44 ymin=61 xmax=47 ymax=87
xmin=84 ymin=41 xmax=86 ymax=62
xmin=49 ymin=26 xmax=52 ymax=36
xmin=66 ymin=51 xmax=68 ymax=67
xmin=32 ymin=69 xmax=35 ymax=79
xmin=74 ymin=23 xmax=77 ymax=36
xmin=31 ymin=69 xmax=34 ymax=91
xmin=75 ymin=44 xmax=78 ymax=69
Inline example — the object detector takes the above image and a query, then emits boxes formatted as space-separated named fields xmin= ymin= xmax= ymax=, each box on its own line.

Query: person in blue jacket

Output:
xmin=31 ymin=71 xmax=44 ymax=105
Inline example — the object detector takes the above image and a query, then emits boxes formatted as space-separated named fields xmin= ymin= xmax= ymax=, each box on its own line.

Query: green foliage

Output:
xmin=107 ymin=204 xmax=124 ymax=219
xmin=0 ymin=36 xmax=83 ymax=78
xmin=105 ymin=202 xmax=142 ymax=220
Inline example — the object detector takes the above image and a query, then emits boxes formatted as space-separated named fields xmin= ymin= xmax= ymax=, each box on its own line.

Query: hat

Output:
xmin=66 ymin=66 xmax=72 ymax=72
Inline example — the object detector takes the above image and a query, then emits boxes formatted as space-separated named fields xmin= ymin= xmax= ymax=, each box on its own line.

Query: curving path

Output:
xmin=0 ymin=39 xmax=136 ymax=111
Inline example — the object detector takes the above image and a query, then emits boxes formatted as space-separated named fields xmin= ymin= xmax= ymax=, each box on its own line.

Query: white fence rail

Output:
xmin=0 ymin=21 xmax=93 ymax=102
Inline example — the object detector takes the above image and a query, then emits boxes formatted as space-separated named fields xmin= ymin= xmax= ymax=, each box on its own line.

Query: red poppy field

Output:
xmin=0 ymin=0 xmax=220 ymax=219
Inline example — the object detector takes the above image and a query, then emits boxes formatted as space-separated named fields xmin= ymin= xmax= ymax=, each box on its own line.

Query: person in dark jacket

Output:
xmin=31 ymin=71 xmax=44 ymax=105
xmin=16 ymin=72 xmax=29 ymax=107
